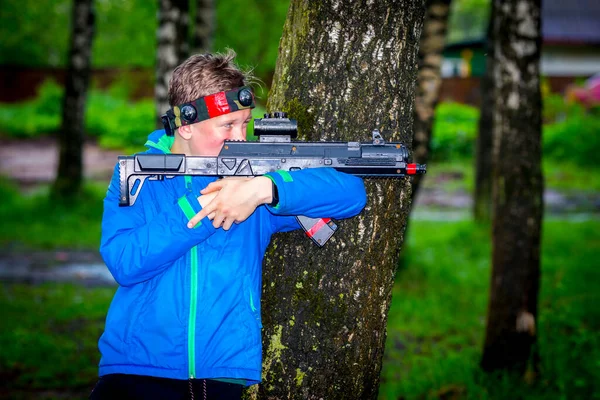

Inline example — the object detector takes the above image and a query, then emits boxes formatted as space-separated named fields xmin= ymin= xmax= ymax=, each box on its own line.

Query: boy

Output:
xmin=91 ymin=51 xmax=366 ymax=400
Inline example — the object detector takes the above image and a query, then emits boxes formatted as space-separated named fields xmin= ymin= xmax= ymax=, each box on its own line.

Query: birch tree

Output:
xmin=252 ymin=1 xmax=426 ymax=398
xmin=192 ymin=0 xmax=215 ymax=53
xmin=53 ymin=0 xmax=95 ymax=199
xmin=481 ymin=0 xmax=543 ymax=374
xmin=156 ymin=0 xmax=190 ymax=123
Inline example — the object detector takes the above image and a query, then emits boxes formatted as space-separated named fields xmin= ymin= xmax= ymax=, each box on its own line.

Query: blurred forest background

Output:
xmin=0 ymin=0 xmax=598 ymax=399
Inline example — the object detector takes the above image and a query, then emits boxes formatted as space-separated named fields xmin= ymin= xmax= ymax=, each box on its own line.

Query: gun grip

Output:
xmin=296 ymin=216 xmax=338 ymax=247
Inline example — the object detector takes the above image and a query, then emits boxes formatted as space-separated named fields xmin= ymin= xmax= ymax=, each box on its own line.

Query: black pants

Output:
xmin=89 ymin=374 xmax=244 ymax=400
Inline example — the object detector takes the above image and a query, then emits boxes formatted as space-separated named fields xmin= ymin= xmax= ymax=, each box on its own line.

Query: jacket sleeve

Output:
xmin=264 ymin=168 xmax=366 ymax=231
xmin=100 ymin=165 xmax=217 ymax=287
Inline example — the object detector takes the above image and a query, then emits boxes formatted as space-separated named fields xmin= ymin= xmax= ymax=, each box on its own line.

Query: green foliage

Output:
xmin=0 ymin=80 xmax=63 ymax=137
xmin=0 ymin=0 xmax=156 ymax=67
xmin=0 ymin=78 xmax=269 ymax=150
xmin=213 ymin=0 xmax=289 ymax=86
xmin=0 ymin=0 xmax=71 ymax=67
xmin=430 ymin=100 xmax=600 ymax=167
xmin=446 ymin=0 xmax=490 ymax=45
xmin=431 ymin=102 xmax=479 ymax=160
xmin=86 ymin=90 xmax=155 ymax=150
xmin=0 ymin=0 xmax=287 ymax=84
xmin=0 ymin=79 xmax=153 ymax=150
xmin=543 ymin=107 xmax=600 ymax=167
xmin=379 ymin=219 xmax=600 ymax=400
xmin=92 ymin=0 xmax=157 ymax=67
xmin=542 ymin=92 xmax=573 ymax=123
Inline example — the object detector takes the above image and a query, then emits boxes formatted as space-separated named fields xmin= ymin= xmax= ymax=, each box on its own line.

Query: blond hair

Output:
xmin=168 ymin=50 xmax=252 ymax=107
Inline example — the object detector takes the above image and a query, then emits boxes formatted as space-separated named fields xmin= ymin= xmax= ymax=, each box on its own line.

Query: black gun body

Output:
xmin=118 ymin=140 xmax=414 ymax=207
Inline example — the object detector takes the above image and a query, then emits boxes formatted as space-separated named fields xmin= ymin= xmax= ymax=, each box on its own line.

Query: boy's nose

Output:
xmin=230 ymin=127 xmax=246 ymax=141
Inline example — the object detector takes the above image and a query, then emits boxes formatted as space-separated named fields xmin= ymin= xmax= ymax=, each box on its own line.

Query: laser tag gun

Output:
xmin=117 ymin=112 xmax=426 ymax=246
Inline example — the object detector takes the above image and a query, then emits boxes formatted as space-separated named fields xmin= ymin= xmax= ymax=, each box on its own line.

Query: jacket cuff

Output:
xmin=263 ymin=171 xmax=292 ymax=213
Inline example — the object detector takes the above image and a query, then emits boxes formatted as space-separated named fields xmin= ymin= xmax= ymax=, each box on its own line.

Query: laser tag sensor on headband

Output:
xmin=161 ymin=86 xmax=255 ymax=136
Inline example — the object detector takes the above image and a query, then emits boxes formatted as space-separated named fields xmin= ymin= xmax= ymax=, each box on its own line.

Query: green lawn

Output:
xmin=0 ymin=160 xmax=598 ymax=399
xmin=0 ymin=284 xmax=115 ymax=399
xmin=422 ymin=159 xmax=600 ymax=194
xmin=0 ymin=219 xmax=597 ymax=399
xmin=379 ymin=220 xmax=600 ymax=400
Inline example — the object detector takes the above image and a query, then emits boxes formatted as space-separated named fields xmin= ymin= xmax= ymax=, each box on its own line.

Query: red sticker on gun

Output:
xmin=305 ymin=218 xmax=332 ymax=238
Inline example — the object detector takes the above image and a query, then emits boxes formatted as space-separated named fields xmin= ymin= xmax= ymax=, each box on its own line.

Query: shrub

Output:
xmin=0 ymin=78 xmax=271 ymax=149
xmin=2 ymin=81 xmax=598 ymax=165
xmin=543 ymin=108 xmax=600 ymax=167
xmin=0 ymin=80 xmax=62 ymax=137
xmin=431 ymin=102 xmax=479 ymax=160
xmin=86 ymin=91 xmax=155 ymax=149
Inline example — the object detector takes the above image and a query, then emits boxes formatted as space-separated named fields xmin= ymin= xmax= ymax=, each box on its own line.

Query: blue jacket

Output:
xmin=98 ymin=130 xmax=367 ymax=385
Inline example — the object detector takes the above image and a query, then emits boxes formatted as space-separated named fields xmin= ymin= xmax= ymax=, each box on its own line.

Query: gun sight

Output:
xmin=253 ymin=113 xmax=298 ymax=139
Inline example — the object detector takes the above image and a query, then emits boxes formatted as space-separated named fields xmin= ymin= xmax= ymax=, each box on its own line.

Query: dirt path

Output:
xmin=0 ymin=136 xmax=121 ymax=186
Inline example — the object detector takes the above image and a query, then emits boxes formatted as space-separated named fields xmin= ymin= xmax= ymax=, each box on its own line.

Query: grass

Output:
xmin=0 ymin=284 xmax=115 ymax=399
xmin=421 ymin=158 xmax=600 ymax=194
xmin=0 ymin=219 xmax=597 ymax=399
xmin=379 ymin=220 xmax=600 ymax=400
xmin=0 ymin=160 xmax=598 ymax=399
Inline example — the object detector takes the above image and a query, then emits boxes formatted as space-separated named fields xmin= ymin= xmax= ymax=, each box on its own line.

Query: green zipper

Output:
xmin=184 ymin=175 xmax=198 ymax=379
xmin=188 ymin=245 xmax=198 ymax=378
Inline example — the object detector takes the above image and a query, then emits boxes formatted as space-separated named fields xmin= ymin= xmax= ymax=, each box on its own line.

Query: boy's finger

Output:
xmin=188 ymin=203 xmax=213 ymax=228
xmin=212 ymin=212 xmax=226 ymax=229
xmin=222 ymin=218 xmax=234 ymax=231
xmin=187 ymin=215 xmax=201 ymax=229
xmin=200 ymin=181 xmax=223 ymax=194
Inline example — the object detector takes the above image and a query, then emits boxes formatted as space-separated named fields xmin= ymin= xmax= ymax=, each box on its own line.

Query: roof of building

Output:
xmin=543 ymin=0 xmax=600 ymax=44
xmin=446 ymin=0 xmax=600 ymax=48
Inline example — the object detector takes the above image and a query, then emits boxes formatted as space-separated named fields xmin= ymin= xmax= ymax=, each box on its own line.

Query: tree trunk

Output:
xmin=411 ymin=0 xmax=452 ymax=203
xmin=52 ymin=0 xmax=95 ymax=200
xmin=251 ymin=1 xmax=425 ymax=399
xmin=156 ymin=0 xmax=190 ymax=124
xmin=192 ymin=0 xmax=214 ymax=53
xmin=473 ymin=6 xmax=494 ymax=222
xmin=481 ymin=0 xmax=543 ymax=374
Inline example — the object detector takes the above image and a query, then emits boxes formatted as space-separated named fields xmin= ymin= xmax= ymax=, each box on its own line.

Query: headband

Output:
xmin=161 ymin=86 xmax=255 ymax=136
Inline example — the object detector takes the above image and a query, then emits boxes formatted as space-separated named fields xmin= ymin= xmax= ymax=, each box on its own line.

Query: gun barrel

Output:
xmin=406 ymin=163 xmax=427 ymax=175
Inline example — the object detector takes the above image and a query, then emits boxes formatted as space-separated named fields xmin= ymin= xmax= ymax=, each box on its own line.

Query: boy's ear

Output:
xmin=177 ymin=124 xmax=193 ymax=140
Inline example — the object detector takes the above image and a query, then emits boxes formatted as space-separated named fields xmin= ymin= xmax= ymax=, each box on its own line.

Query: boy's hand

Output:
xmin=187 ymin=177 xmax=273 ymax=230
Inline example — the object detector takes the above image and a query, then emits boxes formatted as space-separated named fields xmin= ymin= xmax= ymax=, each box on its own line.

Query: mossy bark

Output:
xmin=52 ymin=0 xmax=95 ymax=200
xmin=481 ymin=0 xmax=543 ymax=374
xmin=251 ymin=1 xmax=425 ymax=399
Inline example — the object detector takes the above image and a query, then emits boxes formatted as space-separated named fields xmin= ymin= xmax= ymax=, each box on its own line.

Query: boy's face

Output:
xmin=188 ymin=109 xmax=253 ymax=156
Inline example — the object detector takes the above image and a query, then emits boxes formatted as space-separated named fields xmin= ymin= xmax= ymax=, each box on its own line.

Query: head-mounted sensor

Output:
xmin=161 ymin=86 xmax=255 ymax=136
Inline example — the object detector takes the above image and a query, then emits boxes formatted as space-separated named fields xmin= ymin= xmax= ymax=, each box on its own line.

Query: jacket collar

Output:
xmin=144 ymin=130 xmax=174 ymax=154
